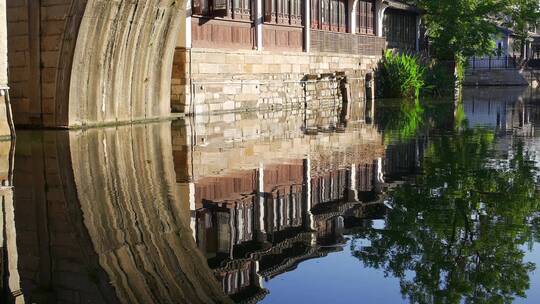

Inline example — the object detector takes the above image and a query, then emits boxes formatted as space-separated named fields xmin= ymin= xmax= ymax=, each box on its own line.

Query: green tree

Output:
xmin=414 ymin=0 xmax=505 ymax=72
xmin=503 ymin=0 xmax=540 ymax=58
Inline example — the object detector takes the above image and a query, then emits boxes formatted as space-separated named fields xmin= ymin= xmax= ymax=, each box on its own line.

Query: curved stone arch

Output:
xmin=55 ymin=0 xmax=184 ymax=128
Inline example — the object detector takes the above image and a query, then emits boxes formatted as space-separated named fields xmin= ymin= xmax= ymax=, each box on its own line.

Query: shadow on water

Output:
xmin=3 ymin=87 xmax=540 ymax=303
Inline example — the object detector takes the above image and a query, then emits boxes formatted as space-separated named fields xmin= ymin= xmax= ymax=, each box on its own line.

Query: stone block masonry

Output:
xmin=6 ymin=0 xmax=184 ymax=128
xmin=5 ymin=0 xmax=72 ymax=126
xmin=172 ymin=48 xmax=381 ymax=115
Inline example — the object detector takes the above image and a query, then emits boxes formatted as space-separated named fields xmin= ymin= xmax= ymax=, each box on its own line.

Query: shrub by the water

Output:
xmin=376 ymin=50 xmax=426 ymax=99
xmin=424 ymin=61 xmax=455 ymax=97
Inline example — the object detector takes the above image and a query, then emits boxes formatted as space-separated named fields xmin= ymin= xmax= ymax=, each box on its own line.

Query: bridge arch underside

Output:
xmin=7 ymin=0 xmax=184 ymax=128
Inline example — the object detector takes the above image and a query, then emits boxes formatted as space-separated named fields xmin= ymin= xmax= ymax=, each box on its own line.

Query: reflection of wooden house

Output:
xmin=214 ymin=260 xmax=268 ymax=303
xmin=192 ymin=156 xmax=389 ymax=303
xmin=384 ymin=139 xmax=426 ymax=181
xmin=196 ymin=195 xmax=257 ymax=262
xmin=263 ymin=163 xmax=305 ymax=234
xmin=311 ymin=169 xmax=349 ymax=206
xmin=195 ymin=170 xmax=258 ymax=209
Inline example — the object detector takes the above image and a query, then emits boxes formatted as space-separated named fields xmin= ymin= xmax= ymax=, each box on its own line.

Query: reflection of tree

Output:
xmin=352 ymin=128 xmax=540 ymax=303
xmin=377 ymin=99 xmax=424 ymax=144
xmin=377 ymin=99 xmax=457 ymax=144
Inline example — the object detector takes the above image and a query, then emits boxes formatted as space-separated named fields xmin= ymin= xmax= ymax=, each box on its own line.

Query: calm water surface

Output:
xmin=3 ymin=87 xmax=540 ymax=303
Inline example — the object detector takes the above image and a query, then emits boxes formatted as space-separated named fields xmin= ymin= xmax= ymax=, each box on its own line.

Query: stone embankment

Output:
xmin=463 ymin=69 xmax=529 ymax=87
xmin=172 ymin=48 xmax=379 ymax=115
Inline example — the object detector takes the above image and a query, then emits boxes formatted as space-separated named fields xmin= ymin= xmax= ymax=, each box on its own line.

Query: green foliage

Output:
xmin=503 ymin=0 xmax=540 ymax=57
xmin=376 ymin=50 xmax=426 ymax=99
xmin=376 ymin=98 xmax=457 ymax=144
xmin=423 ymin=61 xmax=455 ymax=97
xmin=455 ymin=58 xmax=466 ymax=84
xmin=414 ymin=0 xmax=505 ymax=60
xmin=378 ymin=99 xmax=424 ymax=144
xmin=454 ymin=101 xmax=468 ymax=131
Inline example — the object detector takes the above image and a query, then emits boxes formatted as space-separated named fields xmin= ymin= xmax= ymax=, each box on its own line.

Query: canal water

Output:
xmin=2 ymin=86 xmax=540 ymax=303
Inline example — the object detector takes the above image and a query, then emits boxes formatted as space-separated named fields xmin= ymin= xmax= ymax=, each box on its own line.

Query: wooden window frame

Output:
xmin=233 ymin=0 xmax=252 ymax=20
xmin=356 ymin=0 xmax=375 ymax=35
xmin=311 ymin=0 xmax=319 ymax=29
xmin=192 ymin=0 xmax=253 ymax=21
xmin=338 ymin=0 xmax=346 ymax=32
xmin=264 ymin=0 xmax=303 ymax=26
xmin=312 ymin=0 xmax=347 ymax=32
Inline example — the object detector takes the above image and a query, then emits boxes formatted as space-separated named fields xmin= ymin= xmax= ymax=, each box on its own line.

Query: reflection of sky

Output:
xmin=260 ymin=238 xmax=405 ymax=304
xmin=519 ymin=243 xmax=540 ymax=303
xmin=463 ymin=98 xmax=507 ymax=128
xmin=371 ymin=219 xmax=386 ymax=230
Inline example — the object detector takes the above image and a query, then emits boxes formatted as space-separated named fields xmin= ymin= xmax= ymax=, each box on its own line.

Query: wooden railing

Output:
xmin=310 ymin=30 xmax=386 ymax=56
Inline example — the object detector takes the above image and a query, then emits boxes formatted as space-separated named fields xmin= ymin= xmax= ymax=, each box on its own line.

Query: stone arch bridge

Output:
xmin=5 ymin=0 xmax=189 ymax=128
xmin=3 ymin=0 xmax=421 ymax=129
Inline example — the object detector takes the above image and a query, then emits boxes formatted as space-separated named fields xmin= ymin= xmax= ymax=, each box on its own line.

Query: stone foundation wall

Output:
xmin=463 ymin=69 xmax=529 ymax=86
xmin=172 ymin=48 xmax=381 ymax=115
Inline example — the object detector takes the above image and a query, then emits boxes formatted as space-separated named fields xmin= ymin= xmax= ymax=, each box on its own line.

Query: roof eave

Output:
xmin=384 ymin=0 xmax=423 ymax=14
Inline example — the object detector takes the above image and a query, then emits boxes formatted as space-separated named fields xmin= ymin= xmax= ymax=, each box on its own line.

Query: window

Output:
xmin=312 ymin=0 xmax=347 ymax=32
xmin=265 ymin=0 xmax=303 ymax=25
xmin=384 ymin=9 xmax=417 ymax=50
xmin=193 ymin=0 xmax=252 ymax=20
xmin=234 ymin=0 xmax=252 ymax=20
xmin=311 ymin=0 xmax=319 ymax=29
xmin=356 ymin=0 xmax=374 ymax=35
xmin=338 ymin=0 xmax=346 ymax=32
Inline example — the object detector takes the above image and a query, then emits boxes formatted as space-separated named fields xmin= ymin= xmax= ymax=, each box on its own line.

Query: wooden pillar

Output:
xmin=256 ymin=162 xmax=266 ymax=238
xmin=256 ymin=0 xmax=263 ymax=50
xmin=303 ymin=158 xmax=315 ymax=230
xmin=183 ymin=182 xmax=197 ymax=240
xmin=349 ymin=0 xmax=357 ymax=34
xmin=348 ymin=163 xmax=359 ymax=201
xmin=178 ymin=0 xmax=192 ymax=49
xmin=304 ymin=0 xmax=311 ymax=52
xmin=375 ymin=0 xmax=387 ymax=37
